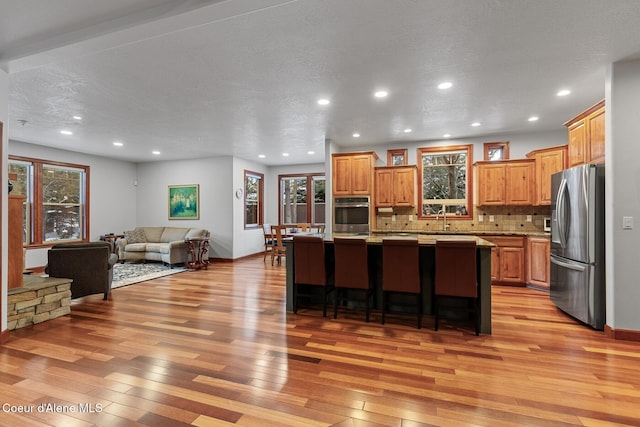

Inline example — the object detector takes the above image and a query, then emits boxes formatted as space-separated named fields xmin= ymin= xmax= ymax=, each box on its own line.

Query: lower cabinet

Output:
xmin=526 ymin=236 xmax=550 ymax=289
xmin=484 ymin=236 xmax=525 ymax=285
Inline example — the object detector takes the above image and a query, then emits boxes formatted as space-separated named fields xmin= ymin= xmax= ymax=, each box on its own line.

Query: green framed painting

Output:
xmin=168 ymin=184 xmax=199 ymax=219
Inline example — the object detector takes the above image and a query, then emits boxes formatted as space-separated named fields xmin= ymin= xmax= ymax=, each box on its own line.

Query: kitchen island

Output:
xmin=285 ymin=233 xmax=495 ymax=334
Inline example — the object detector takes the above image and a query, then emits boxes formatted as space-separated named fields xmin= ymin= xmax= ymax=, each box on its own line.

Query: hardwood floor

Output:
xmin=2 ymin=255 xmax=640 ymax=426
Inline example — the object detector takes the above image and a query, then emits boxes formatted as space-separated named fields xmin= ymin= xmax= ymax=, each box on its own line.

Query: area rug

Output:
xmin=111 ymin=262 xmax=186 ymax=289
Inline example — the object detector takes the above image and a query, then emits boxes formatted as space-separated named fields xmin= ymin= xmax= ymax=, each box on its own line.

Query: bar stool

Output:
xmin=293 ymin=235 xmax=334 ymax=317
xmin=434 ymin=240 xmax=479 ymax=335
xmin=381 ymin=238 xmax=422 ymax=328
xmin=333 ymin=237 xmax=373 ymax=322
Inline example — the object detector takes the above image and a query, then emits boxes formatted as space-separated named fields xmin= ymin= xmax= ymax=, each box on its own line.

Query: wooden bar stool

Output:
xmin=333 ymin=237 xmax=373 ymax=322
xmin=381 ymin=238 xmax=422 ymax=328
xmin=434 ymin=240 xmax=479 ymax=335
xmin=293 ymin=235 xmax=334 ymax=317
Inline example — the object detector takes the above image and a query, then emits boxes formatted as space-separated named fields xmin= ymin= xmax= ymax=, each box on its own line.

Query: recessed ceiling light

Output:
xmin=374 ymin=90 xmax=388 ymax=98
xmin=557 ymin=89 xmax=571 ymax=97
xmin=72 ymin=116 xmax=82 ymax=120
xmin=438 ymin=82 xmax=453 ymax=90
xmin=282 ymin=153 xmax=289 ymax=157
xmin=353 ymin=133 xmax=361 ymax=138
xmin=471 ymin=122 xmax=481 ymax=127
xmin=152 ymin=150 xmax=161 ymax=155
xmin=403 ymin=128 xmax=412 ymax=133
xmin=443 ymin=133 xmax=451 ymax=138
xmin=308 ymin=151 xmax=315 ymax=155
xmin=317 ymin=99 xmax=330 ymax=105
xmin=113 ymin=141 xmax=123 ymax=147
xmin=528 ymin=116 xmax=539 ymax=122
xmin=60 ymin=130 xmax=73 ymax=135
xmin=258 ymin=154 xmax=266 ymax=158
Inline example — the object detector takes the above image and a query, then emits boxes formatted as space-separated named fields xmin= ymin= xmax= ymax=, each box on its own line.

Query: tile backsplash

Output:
xmin=375 ymin=205 xmax=550 ymax=233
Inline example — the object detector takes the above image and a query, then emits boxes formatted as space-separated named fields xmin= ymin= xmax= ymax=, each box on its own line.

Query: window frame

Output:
xmin=417 ymin=144 xmax=473 ymax=220
xmin=9 ymin=155 xmax=90 ymax=247
xmin=278 ymin=173 xmax=326 ymax=226
xmin=484 ymin=141 xmax=510 ymax=161
xmin=243 ymin=169 xmax=264 ymax=230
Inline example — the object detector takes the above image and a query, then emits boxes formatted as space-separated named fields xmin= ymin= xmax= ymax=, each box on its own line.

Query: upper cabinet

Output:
xmin=565 ymin=100 xmax=605 ymax=167
xmin=476 ymin=159 xmax=535 ymax=206
xmin=374 ymin=165 xmax=417 ymax=207
xmin=526 ymin=145 xmax=567 ymax=205
xmin=332 ymin=152 xmax=379 ymax=196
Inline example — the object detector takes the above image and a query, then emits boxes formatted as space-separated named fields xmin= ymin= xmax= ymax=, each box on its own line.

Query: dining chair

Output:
xmin=270 ymin=225 xmax=287 ymax=266
xmin=381 ymin=238 xmax=422 ymax=328
xmin=293 ymin=235 xmax=334 ymax=316
xmin=296 ymin=223 xmax=311 ymax=232
xmin=333 ymin=237 xmax=373 ymax=321
xmin=262 ymin=223 xmax=273 ymax=262
xmin=434 ymin=240 xmax=479 ymax=335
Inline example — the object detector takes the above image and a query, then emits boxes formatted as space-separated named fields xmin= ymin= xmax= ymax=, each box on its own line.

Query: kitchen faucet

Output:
xmin=435 ymin=208 xmax=449 ymax=231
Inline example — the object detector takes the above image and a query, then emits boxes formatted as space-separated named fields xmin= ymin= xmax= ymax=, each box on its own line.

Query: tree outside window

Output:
xmin=279 ymin=174 xmax=325 ymax=225
xmin=244 ymin=170 xmax=263 ymax=229
xmin=9 ymin=157 xmax=88 ymax=245
xmin=418 ymin=145 xmax=472 ymax=218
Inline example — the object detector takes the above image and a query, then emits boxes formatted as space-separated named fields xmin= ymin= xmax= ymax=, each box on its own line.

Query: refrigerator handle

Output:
xmin=557 ymin=178 xmax=568 ymax=248
xmin=551 ymin=255 xmax=587 ymax=272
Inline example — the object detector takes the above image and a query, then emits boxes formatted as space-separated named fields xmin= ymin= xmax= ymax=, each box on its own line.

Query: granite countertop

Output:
xmin=372 ymin=229 xmax=550 ymax=238
xmin=327 ymin=233 xmax=496 ymax=247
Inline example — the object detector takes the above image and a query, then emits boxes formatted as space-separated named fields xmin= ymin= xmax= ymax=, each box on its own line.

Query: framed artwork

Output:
xmin=387 ymin=148 xmax=408 ymax=165
xmin=168 ymin=184 xmax=200 ymax=219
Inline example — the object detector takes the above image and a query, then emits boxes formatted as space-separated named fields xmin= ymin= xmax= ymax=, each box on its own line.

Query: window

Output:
xmin=9 ymin=156 xmax=89 ymax=246
xmin=279 ymin=174 xmax=325 ymax=225
xmin=387 ymin=148 xmax=408 ymax=165
xmin=484 ymin=141 xmax=510 ymax=161
xmin=244 ymin=170 xmax=264 ymax=229
xmin=418 ymin=145 xmax=473 ymax=218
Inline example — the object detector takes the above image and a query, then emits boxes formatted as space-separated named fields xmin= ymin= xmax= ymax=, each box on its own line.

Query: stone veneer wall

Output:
xmin=7 ymin=276 xmax=72 ymax=330
xmin=375 ymin=205 xmax=551 ymax=233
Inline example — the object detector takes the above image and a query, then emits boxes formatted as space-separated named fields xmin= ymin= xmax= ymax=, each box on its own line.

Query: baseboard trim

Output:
xmin=604 ymin=324 xmax=640 ymax=342
xmin=210 ymin=253 xmax=264 ymax=263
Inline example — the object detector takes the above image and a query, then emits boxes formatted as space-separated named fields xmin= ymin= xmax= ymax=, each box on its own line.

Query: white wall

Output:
xmin=606 ymin=58 xmax=640 ymax=331
xmin=136 ymin=156 xmax=233 ymax=259
xmin=1 ymin=68 xmax=8 ymax=332
xmin=8 ymin=141 xmax=138 ymax=268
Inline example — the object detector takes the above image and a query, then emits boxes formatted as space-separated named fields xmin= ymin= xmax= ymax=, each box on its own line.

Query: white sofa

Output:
xmin=116 ymin=226 xmax=210 ymax=267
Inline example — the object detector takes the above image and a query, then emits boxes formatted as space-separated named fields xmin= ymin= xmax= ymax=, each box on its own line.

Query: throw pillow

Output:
xmin=124 ymin=229 xmax=147 ymax=244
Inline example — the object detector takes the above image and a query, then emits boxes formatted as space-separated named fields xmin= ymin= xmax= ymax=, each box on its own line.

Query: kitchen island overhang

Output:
xmin=285 ymin=234 xmax=494 ymax=334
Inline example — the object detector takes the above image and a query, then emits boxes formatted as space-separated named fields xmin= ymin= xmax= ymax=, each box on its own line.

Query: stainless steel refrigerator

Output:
xmin=550 ymin=164 xmax=605 ymax=330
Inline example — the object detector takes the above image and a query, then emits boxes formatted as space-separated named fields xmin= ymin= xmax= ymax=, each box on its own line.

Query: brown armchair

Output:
xmin=45 ymin=242 xmax=118 ymax=300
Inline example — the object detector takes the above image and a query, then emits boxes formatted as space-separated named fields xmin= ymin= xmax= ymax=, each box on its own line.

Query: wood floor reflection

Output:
xmin=2 ymin=255 xmax=640 ymax=426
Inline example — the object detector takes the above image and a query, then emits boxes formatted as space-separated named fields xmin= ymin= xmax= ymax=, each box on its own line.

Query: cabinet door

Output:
xmin=392 ymin=167 xmax=416 ymax=206
xmin=477 ymin=163 xmax=506 ymax=205
xmin=350 ymin=155 xmax=373 ymax=194
xmin=568 ymin=121 xmax=587 ymax=167
xmin=500 ymin=247 xmax=525 ymax=283
xmin=333 ymin=156 xmax=352 ymax=195
xmin=527 ymin=237 xmax=550 ymax=289
xmin=536 ymin=149 xmax=566 ymax=205
xmin=374 ymin=168 xmax=393 ymax=207
xmin=588 ymin=107 xmax=605 ymax=164
xmin=490 ymin=247 xmax=500 ymax=282
xmin=505 ymin=162 xmax=534 ymax=205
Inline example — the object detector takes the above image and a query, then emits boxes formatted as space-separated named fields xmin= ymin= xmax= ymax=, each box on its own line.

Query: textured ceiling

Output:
xmin=3 ymin=0 xmax=640 ymax=165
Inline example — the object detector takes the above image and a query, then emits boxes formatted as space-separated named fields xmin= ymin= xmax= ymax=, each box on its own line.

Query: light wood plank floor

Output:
xmin=2 ymin=256 xmax=640 ymax=426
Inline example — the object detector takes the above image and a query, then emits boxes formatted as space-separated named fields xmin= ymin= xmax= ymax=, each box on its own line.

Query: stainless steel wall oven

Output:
xmin=334 ymin=196 xmax=370 ymax=234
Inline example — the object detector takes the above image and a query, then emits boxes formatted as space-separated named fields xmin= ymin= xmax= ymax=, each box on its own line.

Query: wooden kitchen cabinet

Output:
xmin=332 ymin=152 xmax=378 ymax=196
xmin=526 ymin=145 xmax=567 ymax=205
xmin=565 ymin=100 xmax=605 ymax=167
xmin=527 ymin=236 xmax=550 ymax=289
xmin=476 ymin=159 xmax=535 ymax=206
xmin=484 ymin=236 xmax=526 ymax=285
xmin=374 ymin=165 xmax=417 ymax=207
